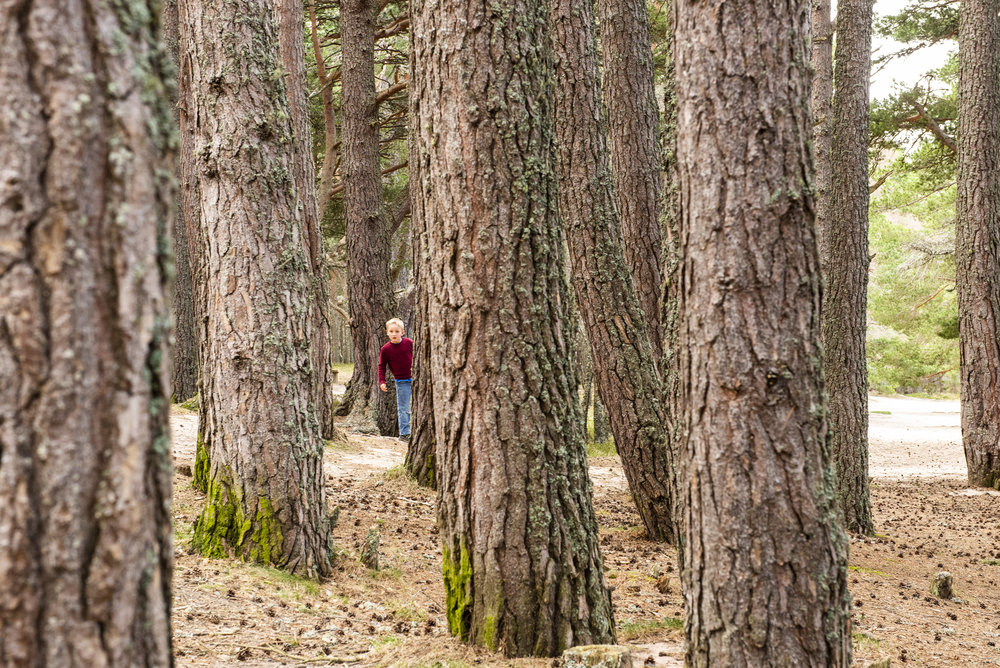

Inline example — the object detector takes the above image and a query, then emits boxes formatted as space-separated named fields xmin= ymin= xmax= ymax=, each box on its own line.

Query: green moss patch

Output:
xmin=442 ymin=540 xmax=473 ymax=640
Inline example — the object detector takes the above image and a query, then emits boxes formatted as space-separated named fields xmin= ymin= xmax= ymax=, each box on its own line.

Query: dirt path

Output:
xmin=171 ymin=396 xmax=971 ymax=486
xmin=169 ymin=397 xmax=1000 ymax=667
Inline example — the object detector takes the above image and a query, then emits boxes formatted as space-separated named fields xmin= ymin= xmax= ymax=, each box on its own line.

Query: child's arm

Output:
xmin=378 ymin=348 xmax=388 ymax=392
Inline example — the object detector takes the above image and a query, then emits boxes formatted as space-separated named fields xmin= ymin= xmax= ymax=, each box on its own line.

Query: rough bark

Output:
xmin=180 ymin=0 xmax=333 ymax=576
xmin=164 ymin=0 xmax=199 ymax=403
xmin=0 ymin=0 xmax=174 ymax=661
xmin=339 ymin=0 xmax=398 ymax=435
xmin=406 ymin=146 xmax=434 ymax=486
xmin=311 ymin=3 xmax=341 ymax=219
xmin=576 ymin=325 xmax=595 ymax=437
xmin=811 ymin=0 xmax=834 ymax=259
xmin=659 ymin=3 xmax=683 ymax=544
xmin=404 ymin=280 xmax=434 ymax=486
xmin=276 ymin=0 xmax=341 ymax=440
xmin=825 ymin=0 xmax=874 ymax=534
xmin=592 ymin=398 xmax=611 ymax=444
xmin=411 ymin=0 xmax=616 ymax=655
xmin=675 ymin=0 xmax=853 ymax=664
xmin=551 ymin=0 xmax=678 ymax=543
xmin=405 ymin=136 xmax=434 ymax=486
xmin=597 ymin=0 xmax=664 ymax=357
xmin=957 ymin=0 xmax=1000 ymax=489
xmin=176 ymin=0 xmax=208 ymax=488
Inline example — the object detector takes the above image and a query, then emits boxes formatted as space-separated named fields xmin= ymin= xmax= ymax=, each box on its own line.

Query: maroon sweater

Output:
xmin=378 ymin=337 xmax=413 ymax=384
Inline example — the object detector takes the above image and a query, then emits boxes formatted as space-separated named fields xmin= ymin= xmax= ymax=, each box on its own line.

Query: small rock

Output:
xmin=359 ymin=526 xmax=380 ymax=570
xmin=562 ymin=645 xmax=633 ymax=668
xmin=931 ymin=571 xmax=953 ymax=599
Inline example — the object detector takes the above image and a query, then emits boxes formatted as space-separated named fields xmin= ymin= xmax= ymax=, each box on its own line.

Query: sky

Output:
xmin=869 ymin=0 xmax=955 ymax=100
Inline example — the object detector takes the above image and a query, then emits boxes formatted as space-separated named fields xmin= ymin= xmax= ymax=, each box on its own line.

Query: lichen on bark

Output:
xmin=180 ymin=0 xmax=333 ymax=577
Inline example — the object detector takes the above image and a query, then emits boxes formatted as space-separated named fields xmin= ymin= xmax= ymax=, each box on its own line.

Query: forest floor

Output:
xmin=169 ymin=395 xmax=1000 ymax=667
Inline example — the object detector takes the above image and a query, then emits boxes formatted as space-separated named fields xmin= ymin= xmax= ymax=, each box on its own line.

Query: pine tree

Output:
xmin=0 ymin=0 xmax=174 ymax=660
xmin=957 ymin=0 xmax=1000 ymax=488
xmin=675 ymin=0 xmax=852 ymax=662
xmin=181 ymin=0 xmax=334 ymax=575
xmin=411 ymin=0 xmax=615 ymax=654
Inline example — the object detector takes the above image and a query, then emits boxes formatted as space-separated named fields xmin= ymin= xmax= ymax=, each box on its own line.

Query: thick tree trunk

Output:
xmin=180 ymin=0 xmax=333 ymax=576
xmin=340 ymin=0 xmax=398 ymax=435
xmin=551 ymin=0 xmax=679 ymax=543
xmin=277 ymin=0 xmax=341 ymax=441
xmin=825 ymin=0 xmax=874 ymax=534
xmin=411 ymin=0 xmax=615 ymax=655
xmin=597 ymin=0 xmax=664 ymax=357
xmin=957 ymin=0 xmax=1000 ymax=489
xmin=675 ymin=0 xmax=852 ymax=664
xmin=164 ymin=0 xmax=199 ymax=403
xmin=0 ymin=0 xmax=174 ymax=661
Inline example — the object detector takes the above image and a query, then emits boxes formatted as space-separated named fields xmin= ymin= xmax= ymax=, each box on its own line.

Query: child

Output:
xmin=378 ymin=318 xmax=413 ymax=441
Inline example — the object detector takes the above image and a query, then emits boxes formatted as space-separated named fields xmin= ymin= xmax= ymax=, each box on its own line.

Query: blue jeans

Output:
xmin=395 ymin=379 xmax=412 ymax=436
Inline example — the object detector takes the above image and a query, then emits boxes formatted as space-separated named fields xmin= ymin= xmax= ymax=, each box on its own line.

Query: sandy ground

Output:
xmin=868 ymin=396 xmax=966 ymax=479
xmin=169 ymin=397 xmax=1000 ymax=667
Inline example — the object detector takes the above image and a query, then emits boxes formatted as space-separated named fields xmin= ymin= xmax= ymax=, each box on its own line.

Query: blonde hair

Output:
xmin=385 ymin=318 xmax=405 ymax=331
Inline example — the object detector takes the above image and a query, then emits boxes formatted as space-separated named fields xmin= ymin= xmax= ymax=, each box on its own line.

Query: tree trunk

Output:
xmin=0 ymin=0 xmax=174 ymax=661
xmin=276 ymin=0 xmax=341 ymax=441
xmin=659 ymin=8 xmax=684 ymax=550
xmin=551 ymin=0 xmax=679 ymax=543
xmin=675 ymin=0 xmax=852 ymax=664
xmin=660 ymin=2 xmax=680 ymax=363
xmin=957 ymin=0 xmax=1000 ymax=489
xmin=597 ymin=0 xmax=664 ymax=357
xmin=405 ymin=175 xmax=435 ymax=486
xmin=577 ymin=324 xmax=595 ymax=438
xmin=411 ymin=0 xmax=616 ymax=655
xmin=180 ymin=0 xmax=334 ymax=576
xmin=811 ymin=0 xmax=834 ymax=259
xmin=164 ymin=0 xmax=199 ymax=403
xmin=339 ymin=0 xmax=398 ymax=435
xmin=592 ymin=398 xmax=611 ymax=444
xmin=176 ymin=0 xmax=209 ymax=489
xmin=311 ymin=3 xmax=341 ymax=220
xmin=825 ymin=0 xmax=874 ymax=534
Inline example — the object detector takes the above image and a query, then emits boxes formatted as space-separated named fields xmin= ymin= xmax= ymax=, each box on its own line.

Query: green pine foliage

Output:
xmin=866 ymin=1 xmax=960 ymax=396
xmin=869 ymin=55 xmax=957 ymax=182
xmin=874 ymin=0 xmax=957 ymax=59
xmin=867 ymin=171 xmax=958 ymax=395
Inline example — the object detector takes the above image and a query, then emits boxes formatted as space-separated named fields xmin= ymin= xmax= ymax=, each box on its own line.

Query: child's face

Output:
xmin=386 ymin=323 xmax=404 ymax=343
